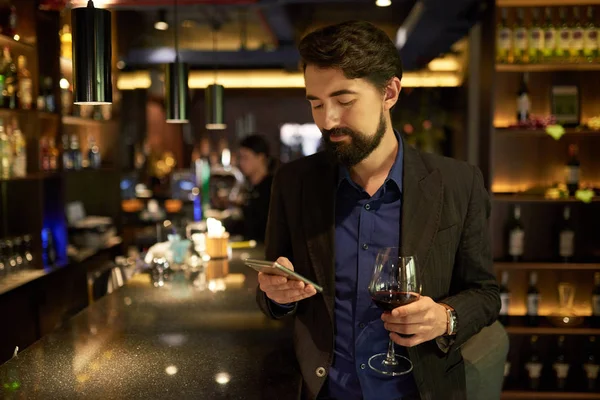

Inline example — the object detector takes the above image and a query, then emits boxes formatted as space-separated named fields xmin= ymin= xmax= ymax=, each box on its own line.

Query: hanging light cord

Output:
xmin=174 ymin=0 xmax=179 ymax=62
xmin=87 ymin=0 xmax=94 ymax=8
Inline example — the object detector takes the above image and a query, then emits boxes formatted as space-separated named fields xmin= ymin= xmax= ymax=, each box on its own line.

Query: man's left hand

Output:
xmin=381 ymin=296 xmax=448 ymax=347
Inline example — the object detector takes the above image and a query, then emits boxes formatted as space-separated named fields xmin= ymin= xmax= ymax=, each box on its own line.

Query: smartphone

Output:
xmin=244 ymin=259 xmax=323 ymax=293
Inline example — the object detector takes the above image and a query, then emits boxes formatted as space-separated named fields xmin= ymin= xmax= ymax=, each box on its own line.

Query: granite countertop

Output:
xmin=0 ymin=247 xmax=299 ymax=400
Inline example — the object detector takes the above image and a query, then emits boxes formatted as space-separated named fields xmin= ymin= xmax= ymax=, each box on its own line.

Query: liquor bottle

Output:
xmin=48 ymin=137 xmax=58 ymax=171
xmin=2 ymin=47 xmax=17 ymax=109
xmin=507 ymin=205 xmax=524 ymax=261
xmin=12 ymin=236 xmax=22 ymax=271
xmin=0 ymin=118 xmax=11 ymax=179
xmin=526 ymin=335 xmax=543 ymax=390
xmin=528 ymin=8 xmax=544 ymax=63
xmin=557 ymin=7 xmax=572 ymax=61
xmin=43 ymin=77 xmax=55 ymax=113
xmin=43 ymin=228 xmax=56 ymax=267
xmin=11 ymin=118 xmax=25 ymax=177
xmin=543 ymin=7 xmax=557 ymax=62
xmin=39 ymin=136 xmax=50 ymax=172
xmin=22 ymin=234 xmax=33 ymax=267
xmin=583 ymin=336 xmax=599 ymax=391
xmin=553 ymin=335 xmax=570 ymax=390
xmin=516 ymin=73 xmax=531 ymax=123
xmin=558 ymin=206 xmax=575 ymax=262
xmin=527 ymin=272 xmax=540 ymax=326
xmin=513 ymin=8 xmax=528 ymax=63
xmin=584 ymin=6 xmax=599 ymax=62
xmin=499 ymin=271 xmax=510 ymax=325
xmin=4 ymin=239 xmax=16 ymax=273
xmin=497 ymin=8 xmax=512 ymax=63
xmin=16 ymin=55 xmax=32 ymax=110
xmin=70 ymin=134 xmax=82 ymax=170
xmin=572 ymin=7 xmax=585 ymax=62
xmin=87 ymin=135 xmax=101 ymax=169
xmin=61 ymin=134 xmax=72 ymax=170
xmin=565 ymin=144 xmax=580 ymax=196
xmin=593 ymin=272 xmax=600 ymax=326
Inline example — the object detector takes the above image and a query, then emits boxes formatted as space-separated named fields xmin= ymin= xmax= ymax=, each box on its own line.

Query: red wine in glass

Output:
xmin=371 ymin=290 xmax=419 ymax=338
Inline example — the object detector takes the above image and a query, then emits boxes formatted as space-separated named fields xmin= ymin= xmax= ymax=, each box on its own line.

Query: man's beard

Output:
xmin=321 ymin=112 xmax=386 ymax=168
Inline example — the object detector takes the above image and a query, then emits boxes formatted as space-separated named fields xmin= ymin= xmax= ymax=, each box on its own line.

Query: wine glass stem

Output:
xmin=383 ymin=338 xmax=398 ymax=366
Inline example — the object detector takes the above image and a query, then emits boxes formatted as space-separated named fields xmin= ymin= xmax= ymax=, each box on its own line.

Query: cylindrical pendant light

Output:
xmin=165 ymin=60 xmax=189 ymax=123
xmin=165 ymin=0 xmax=189 ymax=124
xmin=72 ymin=0 xmax=112 ymax=105
xmin=205 ymin=84 xmax=226 ymax=130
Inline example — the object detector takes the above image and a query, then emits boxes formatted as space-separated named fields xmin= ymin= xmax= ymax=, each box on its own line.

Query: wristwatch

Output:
xmin=440 ymin=303 xmax=458 ymax=336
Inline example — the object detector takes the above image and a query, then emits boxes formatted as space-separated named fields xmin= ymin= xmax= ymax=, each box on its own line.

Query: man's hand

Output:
xmin=258 ymin=257 xmax=317 ymax=305
xmin=381 ymin=296 xmax=448 ymax=347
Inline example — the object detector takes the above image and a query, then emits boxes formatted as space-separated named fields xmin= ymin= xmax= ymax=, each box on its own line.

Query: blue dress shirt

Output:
xmin=324 ymin=131 xmax=419 ymax=400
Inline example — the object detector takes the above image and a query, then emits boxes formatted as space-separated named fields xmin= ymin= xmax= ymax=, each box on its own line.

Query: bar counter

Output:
xmin=0 ymin=247 xmax=299 ymax=399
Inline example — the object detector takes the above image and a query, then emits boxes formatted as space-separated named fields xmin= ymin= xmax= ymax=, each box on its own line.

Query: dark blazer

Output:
xmin=256 ymin=139 xmax=500 ymax=400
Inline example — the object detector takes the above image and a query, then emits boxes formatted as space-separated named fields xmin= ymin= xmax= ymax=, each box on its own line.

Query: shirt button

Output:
xmin=364 ymin=203 xmax=371 ymax=210
xmin=360 ymin=364 xmax=366 ymax=370
xmin=315 ymin=367 xmax=327 ymax=378
xmin=362 ymin=243 xmax=368 ymax=250
xmin=359 ymin=323 xmax=366 ymax=329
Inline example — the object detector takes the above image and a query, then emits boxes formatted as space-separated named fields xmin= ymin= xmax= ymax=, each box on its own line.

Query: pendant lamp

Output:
xmin=205 ymin=27 xmax=226 ymax=130
xmin=71 ymin=0 xmax=112 ymax=105
xmin=165 ymin=0 xmax=189 ymax=124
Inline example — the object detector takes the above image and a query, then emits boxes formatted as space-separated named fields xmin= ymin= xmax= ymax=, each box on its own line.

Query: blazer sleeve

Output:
xmin=440 ymin=165 xmax=501 ymax=351
xmin=256 ymin=167 xmax=298 ymax=319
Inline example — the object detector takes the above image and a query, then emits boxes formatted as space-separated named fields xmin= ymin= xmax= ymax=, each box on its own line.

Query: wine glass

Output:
xmin=368 ymin=247 xmax=421 ymax=376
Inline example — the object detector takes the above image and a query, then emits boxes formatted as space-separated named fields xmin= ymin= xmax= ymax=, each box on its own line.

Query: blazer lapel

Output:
xmin=400 ymin=140 xmax=444 ymax=292
xmin=301 ymin=154 xmax=336 ymax=320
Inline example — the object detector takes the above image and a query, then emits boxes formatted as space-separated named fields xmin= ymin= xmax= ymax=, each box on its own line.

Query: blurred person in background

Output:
xmin=238 ymin=134 xmax=276 ymax=243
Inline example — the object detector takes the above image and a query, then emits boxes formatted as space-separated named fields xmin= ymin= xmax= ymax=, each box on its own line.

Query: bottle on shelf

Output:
xmin=553 ymin=335 xmax=570 ymax=390
xmin=42 ymin=228 xmax=56 ymax=267
xmin=5 ymin=239 xmax=16 ymax=273
xmin=583 ymin=336 xmax=599 ymax=391
xmin=60 ymin=76 xmax=72 ymax=116
xmin=40 ymin=136 xmax=50 ymax=172
xmin=70 ymin=134 xmax=82 ymax=170
xmin=0 ymin=118 xmax=11 ymax=179
xmin=11 ymin=118 xmax=25 ymax=178
xmin=43 ymin=77 xmax=55 ymax=113
xmin=513 ymin=8 xmax=528 ymax=63
xmin=22 ymin=234 xmax=33 ymax=267
xmin=558 ymin=206 xmax=575 ymax=262
xmin=48 ymin=137 xmax=58 ymax=171
xmin=61 ymin=134 xmax=72 ymax=170
xmin=565 ymin=144 xmax=580 ymax=197
xmin=0 ymin=241 xmax=5 ymax=278
xmin=17 ymin=55 xmax=32 ymax=110
xmin=13 ymin=236 xmax=22 ymax=271
xmin=543 ymin=7 xmax=557 ymax=63
xmin=497 ymin=8 xmax=512 ymax=64
xmin=516 ymin=72 xmax=530 ymax=123
xmin=572 ymin=7 xmax=585 ymax=62
xmin=592 ymin=272 xmax=600 ymax=327
xmin=507 ymin=205 xmax=524 ymax=262
xmin=87 ymin=135 xmax=101 ymax=169
xmin=499 ymin=270 xmax=510 ymax=325
xmin=584 ymin=6 xmax=599 ymax=63
xmin=557 ymin=7 xmax=572 ymax=62
xmin=528 ymin=8 xmax=544 ymax=64
xmin=525 ymin=335 xmax=543 ymax=390
xmin=527 ymin=272 xmax=540 ymax=326
xmin=2 ymin=47 xmax=17 ymax=109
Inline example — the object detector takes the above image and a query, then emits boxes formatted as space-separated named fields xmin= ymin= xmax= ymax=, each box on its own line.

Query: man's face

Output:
xmin=238 ymin=148 xmax=264 ymax=177
xmin=305 ymin=65 xmax=387 ymax=167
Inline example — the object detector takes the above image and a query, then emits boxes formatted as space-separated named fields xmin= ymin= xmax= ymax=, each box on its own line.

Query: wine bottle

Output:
xmin=526 ymin=335 xmax=543 ymax=390
xmin=553 ymin=335 xmax=570 ymax=390
xmin=508 ymin=205 xmax=525 ymax=261
xmin=499 ymin=271 xmax=510 ymax=325
xmin=583 ymin=336 xmax=599 ymax=391
xmin=513 ymin=8 xmax=528 ymax=63
xmin=572 ymin=7 xmax=585 ymax=62
xmin=565 ymin=144 xmax=580 ymax=197
xmin=497 ymin=8 xmax=512 ymax=64
xmin=592 ymin=272 xmax=600 ymax=327
xmin=558 ymin=206 xmax=575 ymax=262
xmin=516 ymin=73 xmax=531 ymax=123
xmin=557 ymin=7 xmax=572 ymax=61
xmin=543 ymin=7 xmax=557 ymax=62
xmin=528 ymin=8 xmax=544 ymax=63
xmin=527 ymin=272 xmax=540 ymax=326
xmin=584 ymin=6 xmax=599 ymax=62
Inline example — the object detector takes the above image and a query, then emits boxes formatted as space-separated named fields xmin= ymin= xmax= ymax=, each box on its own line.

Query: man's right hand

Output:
xmin=258 ymin=257 xmax=318 ymax=305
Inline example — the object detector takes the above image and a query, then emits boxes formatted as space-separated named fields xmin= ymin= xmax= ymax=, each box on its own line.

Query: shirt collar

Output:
xmin=337 ymin=129 xmax=404 ymax=193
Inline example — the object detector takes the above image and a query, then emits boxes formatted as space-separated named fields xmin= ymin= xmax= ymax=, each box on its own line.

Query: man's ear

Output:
xmin=383 ymin=77 xmax=401 ymax=112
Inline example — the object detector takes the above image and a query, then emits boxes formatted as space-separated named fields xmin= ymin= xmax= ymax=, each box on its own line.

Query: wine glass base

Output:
xmin=368 ymin=353 xmax=413 ymax=376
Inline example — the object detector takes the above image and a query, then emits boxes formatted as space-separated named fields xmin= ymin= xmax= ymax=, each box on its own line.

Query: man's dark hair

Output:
xmin=240 ymin=134 xmax=270 ymax=158
xmin=298 ymin=20 xmax=403 ymax=92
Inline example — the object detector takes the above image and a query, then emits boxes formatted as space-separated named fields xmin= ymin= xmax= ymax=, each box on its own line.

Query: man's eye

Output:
xmin=313 ymin=104 xmax=323 ymax=110
xmin=339 ymin=101 xmax=354 ymax=107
